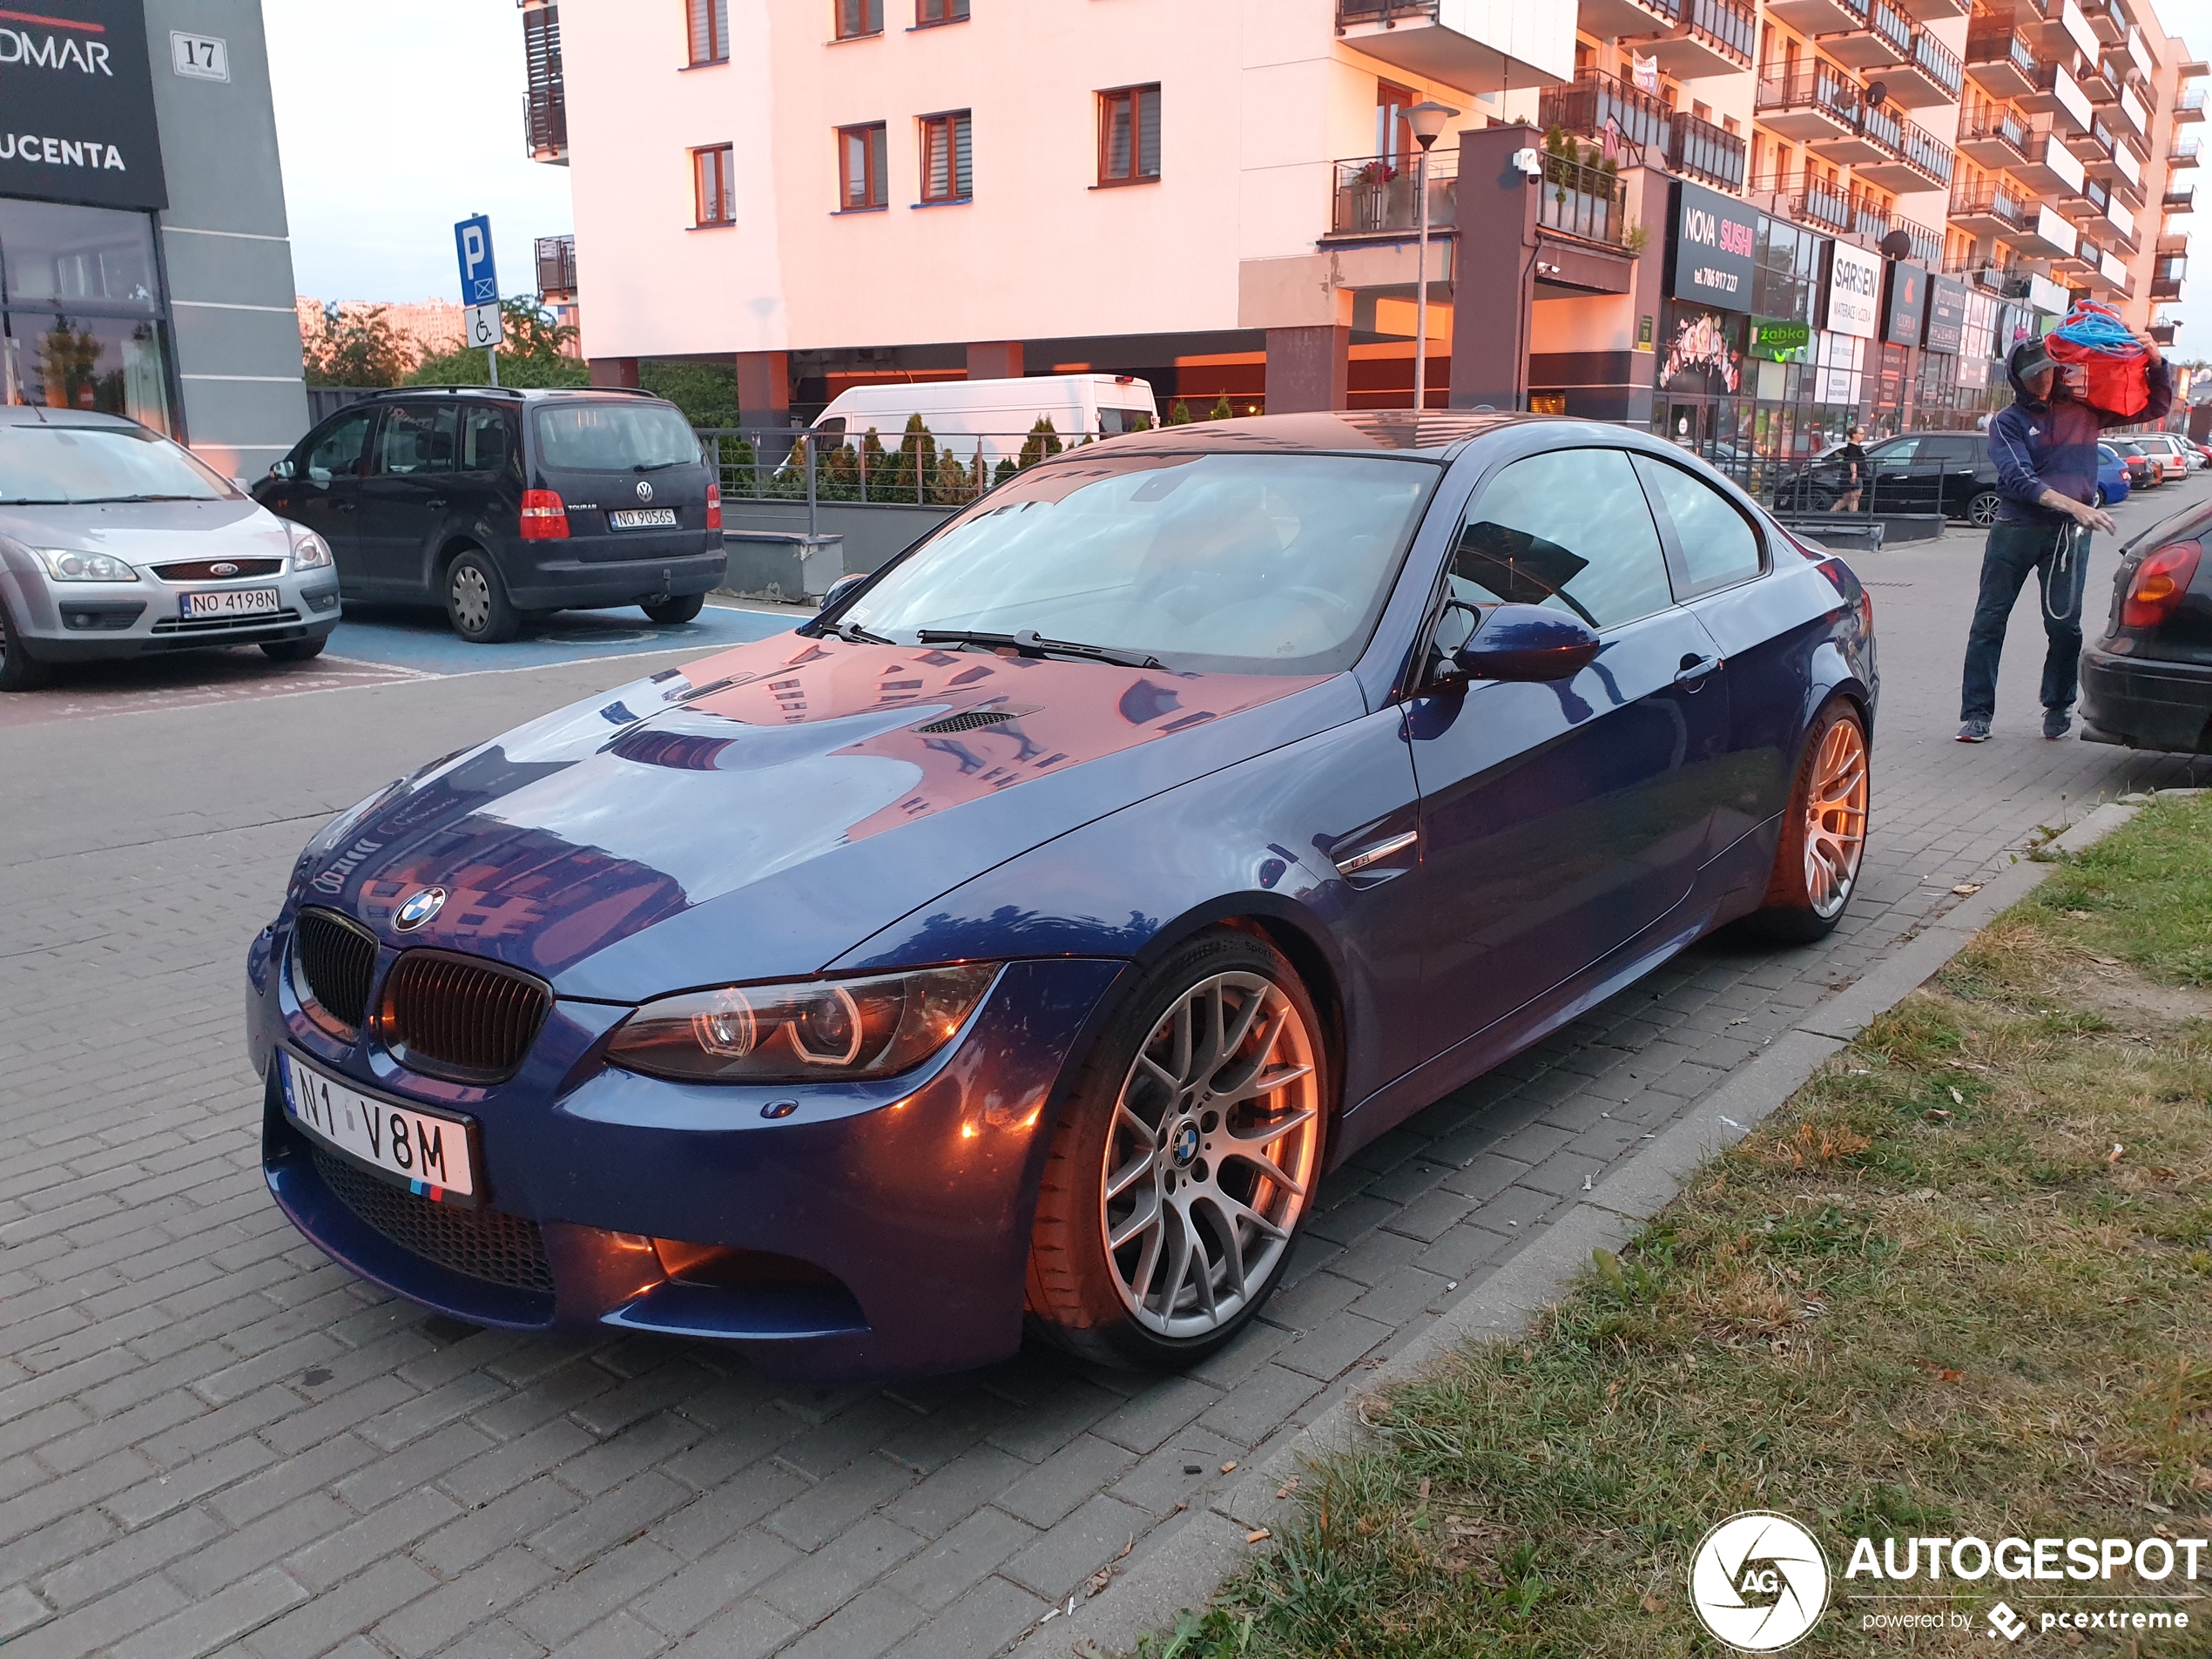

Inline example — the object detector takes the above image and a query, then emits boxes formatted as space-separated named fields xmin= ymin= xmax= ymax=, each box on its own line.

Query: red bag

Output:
xmin=2043 ymin=300 xmax=2148 ymax=419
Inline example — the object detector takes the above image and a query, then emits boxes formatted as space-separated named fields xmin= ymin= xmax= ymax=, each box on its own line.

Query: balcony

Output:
xmin=1647 ymin=0 xmax=1757 ymax=77
xmin=2080 ymin=0 xmax=2123 ymax=44
xmin=1537 ymin=152 xmax=1629 ymax=246
xmin=2020 ymin=201 xmax=2082 ymax=256
xmin=1329 ymin=152 xmax=1460 ymax=237
xmin=534 ymin=233 xmax=577 ymax=300
xmin=521 ymin=1 xmax=567 ymax=165
xmin=2027 ymin=59 xmax=2096 ymax=133
xmin=1856 ymin=112 xmax=1955 ymax=190
xmin=1823 ymin=0 xmax=1913 ymax=72
xmin=2064 ymin=111 xmax=2114 ymax=164
xmin=2015 ymin=128 xmax=2087 ymax=194
xmin=1957 ymin=93 xmax=2033 ymax=165
xmin=2118 ymin=83 xmax=2150 ymax=140
xmin=1898 ymin=214 xmax=1944 ymax=266
xmin=1538 ymin=70 xmax=1672 ymax=159
xmin=2056 ymin=170 xmax=2105 ymax=221
xmin=2165 ymin=182 xmax=2195 ymax=212
xmin=1765 ymin=0 xmax=1867 ymax=33
xmin=2158 ymin=228 xmax=2191 ymax=255
xmin=1754 ymin=64 xmax=1863 ymax=146
xmin=2172 ymin=138 xmax=2202 ymax=168
xmin=1670 ymin=108 xmax=1749 ymax=191
xmin=1332 ymin=1 xmax=1572 ymax=90
xmin=2148 ymin=322 xmax=2176 ymax=346
xmin=1574 ymin=0 xmax=1683 ymax=41
xmin=1759 ymin=173 xmax=1855 ymax=233
xmin=2100 ymin=136 xmax=2145 ymax=192
xmin=2179 ymin=88 xmax=2208 ymax=124
xmin=2150 ymin=276 xmax=2185 ymax=300
xmin=1966 ymin=24 xmax=2040 ymax=98
xmin=2107 ymin=195 xmax=2137 ymax=249
xmin=1898 ymin=0 xmax=1965 ymax=16
xmin=1950 ymin=177 xmax=2030 ymax=235
xmin=1893 ymin=25 xmax=1966 ymax=105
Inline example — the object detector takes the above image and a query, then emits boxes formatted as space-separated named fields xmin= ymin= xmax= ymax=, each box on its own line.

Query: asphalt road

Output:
xmin=1 ymin=496 xmax=2207 ymax=1659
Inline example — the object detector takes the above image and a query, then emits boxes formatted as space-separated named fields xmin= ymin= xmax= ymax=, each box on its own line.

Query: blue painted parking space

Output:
xmin=325 ymin=599 xmax=797 ymax=676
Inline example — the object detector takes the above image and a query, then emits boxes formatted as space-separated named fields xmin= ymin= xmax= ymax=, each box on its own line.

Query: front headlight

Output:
xmin=287 ymin=528 xmax=334 ymax=570
xmin=608 ymin=963 xmax=1000 ymax=1084
xmin=32 ymin=547 xmax=138 ymax=583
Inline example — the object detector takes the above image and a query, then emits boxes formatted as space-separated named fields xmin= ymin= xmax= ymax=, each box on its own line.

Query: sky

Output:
xmin=266 ymin=0 xmax=573 ymax=307
xmin=2155 ymin=0 xmax=2212 ymax=361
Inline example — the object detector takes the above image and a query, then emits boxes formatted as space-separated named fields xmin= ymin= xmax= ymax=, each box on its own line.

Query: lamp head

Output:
xmin=1406 ymin=100 xmax=1460 ymax=151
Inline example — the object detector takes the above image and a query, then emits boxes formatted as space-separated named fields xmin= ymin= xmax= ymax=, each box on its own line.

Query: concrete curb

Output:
xmin=1008 ymin=793 xmax=2163 ymax=1659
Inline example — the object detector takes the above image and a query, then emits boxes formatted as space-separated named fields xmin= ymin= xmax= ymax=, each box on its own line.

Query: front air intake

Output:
xmin=914 ymin=704 xmax=1037 ymax=734
xmin=378 ymin=950 xmax=552 ymax=1084
xmin=293 ymin=908 xmax=379 ymax=1035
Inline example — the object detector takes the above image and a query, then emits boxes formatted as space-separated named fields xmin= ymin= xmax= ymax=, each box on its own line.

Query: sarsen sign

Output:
xmin=0 ymin=0 xmax=166 ymax=212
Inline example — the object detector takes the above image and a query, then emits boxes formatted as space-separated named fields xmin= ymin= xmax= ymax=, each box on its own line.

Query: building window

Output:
xmin=1099 ymin=84 xmax=1161 ymax=184
xmin=687 ymin=0 xmax=728 ymax=64
xmin=840 ymin=122 xmax=887 ymax=209
xmin=920 ymin=111 xmax=972 ymax=201
xmin=915 ymin=0 xmax=968 ymax=22
xmin=692 ymin=145 xmax=735 ymax=226
xmin=835 ymin=0 xmax=882 ymax=38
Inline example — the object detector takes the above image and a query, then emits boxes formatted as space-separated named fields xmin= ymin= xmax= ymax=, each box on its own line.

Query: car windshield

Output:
xmin=0 ymin=421 xmax=234 ymax=504
xmin=839 ymin=450 xmax=1438 ymax=676
xmin=533 ymin=402 xmax=700 ymax=471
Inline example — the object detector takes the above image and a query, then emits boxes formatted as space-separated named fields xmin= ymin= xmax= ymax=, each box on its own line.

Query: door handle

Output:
xmin=425 ymin=498 xmax=448 ymax=509
xmin=332 ymin=500 xmax=357 ymax=512
xmin=1675 ymin=653 xmax=1721 ymax=687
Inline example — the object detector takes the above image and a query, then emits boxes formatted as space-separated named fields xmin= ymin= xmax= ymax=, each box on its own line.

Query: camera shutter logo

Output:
xmin=1688 ymin=1512 xmax=1831 ymax=1651
xmin=394 ymin=887 xmax=447 ymax=932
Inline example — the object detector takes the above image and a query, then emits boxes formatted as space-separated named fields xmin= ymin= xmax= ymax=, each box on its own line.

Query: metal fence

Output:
xmin=701 ymin=425 xmax=1137 ymax=526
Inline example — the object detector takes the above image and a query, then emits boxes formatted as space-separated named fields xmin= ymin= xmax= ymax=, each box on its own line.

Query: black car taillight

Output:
xmin=2122 ymin=541 xmax=2202 ymax=631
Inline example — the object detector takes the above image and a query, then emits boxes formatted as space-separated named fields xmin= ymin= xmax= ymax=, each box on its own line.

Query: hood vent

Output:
xmin=914 ymin=705 xmax=1038 ymax=735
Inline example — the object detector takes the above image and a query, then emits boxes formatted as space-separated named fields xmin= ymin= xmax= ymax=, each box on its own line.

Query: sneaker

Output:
xmin=2043 ymin=706 xmax=2073 ymax=740
xmin=1956 ymin=718 xmax=1992 ymax=743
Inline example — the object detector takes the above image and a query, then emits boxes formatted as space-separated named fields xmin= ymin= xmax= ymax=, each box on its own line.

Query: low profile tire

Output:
xmin=444 ymin=550 xmax=519 ymax=644
xmin=1966 ymin=490 xmax=2002 ymax=528
xmin=1745 ymin=699 xmax=1871 ymax=944
xmin=0 ymin=601 xmax=54 ymax=691
xmin=641 ymin=593 xmax=705 ymax=624
xmin=260 ymin=635 xmax=327 ymax=663
xmin=1026 ymin=928 xmax=1328 ymax=1370
xmin=2094 ymin=487 xmax=2107 ymax=509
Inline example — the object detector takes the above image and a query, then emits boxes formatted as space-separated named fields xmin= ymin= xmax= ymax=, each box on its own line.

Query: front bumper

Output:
xmin=10 ymin=567 xmax=340 ymax=661
xmin=502 ymin=547 xmax=727 ymax=610
xmin=246 ymin=918 xmax=1127 ymax=1380
xmin=2080 ymin=644 xmax=2212 ymax=753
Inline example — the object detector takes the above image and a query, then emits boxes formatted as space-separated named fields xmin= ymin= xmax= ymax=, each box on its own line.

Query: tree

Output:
xmin=640 ymin=359 xmax=739 ymax=427
xmin=408 ymin=297 xmax=588 ymax=388
xmin=1165 ymin=398 xmax=1193 ymax=425
xmin=1209 ymin=394 xmax=1235 ymax=421
xmin=1017 ymin=416 xmax=1063 ymax=468
xmin=305 ymin=307 xmax=415 ymax=388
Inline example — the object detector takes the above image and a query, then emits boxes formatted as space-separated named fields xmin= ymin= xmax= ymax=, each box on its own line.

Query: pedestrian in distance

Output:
xmin=1956 ymin=332 xmax=2171 ymax=743
xmin=1830 ymin=426 xmax=1866 ymax=514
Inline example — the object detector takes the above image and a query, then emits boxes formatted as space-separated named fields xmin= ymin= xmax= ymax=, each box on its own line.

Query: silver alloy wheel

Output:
xmin=1968 ymin=491 xmax=2001 ymax=528
xmin=1099 ymin=970 xmax=1322 ymax=1339
xmin=450 ymin=563 xmax=493 ymax=633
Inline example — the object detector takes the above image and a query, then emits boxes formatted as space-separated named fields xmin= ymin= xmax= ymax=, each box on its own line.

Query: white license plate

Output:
xmin=183 ymin=587 xmax=280 ymax=618
xmin=280 ymin=1050 xmax=477 ymax=1200
xmin=608 ymin=508 xmax=678 ymax=529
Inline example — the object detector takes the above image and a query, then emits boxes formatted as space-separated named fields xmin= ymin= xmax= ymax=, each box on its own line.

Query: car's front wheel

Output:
xmin=1966 ymin=490 xmax=2002 ymax=527
xmin=0 ymin=600 xmax=54 ymax=691
xmin=444 ymin=550 xmax=519 ymax=644
xmin=1745 ymin=700 xmax=1870 ymax=944
xmin=1026 ymin=929 xmax=1327 ymax=1369
xmin=2094 ymin=486 xmax=2108 ymax=508
xmin=641 ymin=594 xmax=705 ymax=624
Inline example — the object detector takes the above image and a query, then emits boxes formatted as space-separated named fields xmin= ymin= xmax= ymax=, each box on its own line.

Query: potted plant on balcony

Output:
xmin=1347 ymin=157 xmax=1401 ymax=233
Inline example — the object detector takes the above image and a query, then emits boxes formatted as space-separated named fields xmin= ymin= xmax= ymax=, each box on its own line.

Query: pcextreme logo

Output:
xmin=1689 ymin=1513 xmax=1831 ymax=1652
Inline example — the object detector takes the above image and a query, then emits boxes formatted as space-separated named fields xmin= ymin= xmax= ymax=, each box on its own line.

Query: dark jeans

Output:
xmin=1959 ymin=521 xmax=2093 ymax=722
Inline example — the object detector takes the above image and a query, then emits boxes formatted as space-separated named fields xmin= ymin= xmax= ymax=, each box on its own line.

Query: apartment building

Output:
xmin=525 ymin=0 xmax=2198 ymax=486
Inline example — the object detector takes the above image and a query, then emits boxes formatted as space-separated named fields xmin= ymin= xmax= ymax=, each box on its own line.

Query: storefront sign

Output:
xmin=0 ymin=0 xmax=166 ymax=211
xmin=1957 ymin=356 xmax=1992 ymax=389
xmin=1923 ymin=277 xmax=1967 ymax=355
xmin=1750 ymin=317 xmax=1811 ymax=362
xmin=1883 ymin=261 xmax=1927 ymax=347
xmin=1824 ymin=241 xmax=1882 ymax=340
xmin=1636 ymin=314 xmax=1655 ymax=352
xmin=1669 ymin=180 xmax=1757 ymax=312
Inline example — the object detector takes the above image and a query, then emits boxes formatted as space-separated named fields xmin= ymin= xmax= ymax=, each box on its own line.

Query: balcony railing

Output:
xmin=1539 ymin=153 xmax=1629 ymax=245
xmin=2180 ymin=87 xmax=2209 ymax=118
xmin=1670 ymin=108 xmax=1748 ymax=190
xmin=2167 ymin=184 xmax=2196 ymax=211
xmin=1863 ymin=0 xmax=1913 ymax=59
xmin=1756 ymin=172 xmax=1855 ymax=232
xmin=1950 ymin=179 xmax=2029 ymax=231
xmin=1910 ymin=26 xmax=1966 ymax=100
xmin=1959 ymin=94 xmax=2032 ymax=157
xmin=1860 ymin=98 xmax=1905 ymax=156
xmin=1966 ymin=24 xmax=2039 ymax=85
xmin=534 ymin=233 xmax=577 ymax=298
xmin=521 ymin=3 xmax=566 ymax=165
xmin=1538 ymin=69 xmax=1672 ymax=158
xmin=1901 ymin=118 xmax=1956 ymax=185
xmin=1899 ymin=214 xmax=1943 ymax=266
xmin=2173 ymin=138 xmax=2202 ymax=165
xmin=1686 ymin=0 xmax=1756 ymax=64
xmin=1756 ymin=64 xmax=1862 ymax=128
xmin=1330 ymin=152 xmax=1459 ymax=236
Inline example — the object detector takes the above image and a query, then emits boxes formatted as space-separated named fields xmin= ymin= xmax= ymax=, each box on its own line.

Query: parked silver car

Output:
xmin=0 ymin=407 xmax=340 ymax=691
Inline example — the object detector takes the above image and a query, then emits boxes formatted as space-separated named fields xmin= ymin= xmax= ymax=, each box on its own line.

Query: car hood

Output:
xmin=295 ymin=631 xmax=1356 ymax=1001
xmin=0 ymin=497 xmax=291 ymax=563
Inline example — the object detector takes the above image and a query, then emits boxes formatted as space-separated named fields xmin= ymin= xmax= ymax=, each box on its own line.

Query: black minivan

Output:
xmin=256 ymin=388 xmax=726 ymax=643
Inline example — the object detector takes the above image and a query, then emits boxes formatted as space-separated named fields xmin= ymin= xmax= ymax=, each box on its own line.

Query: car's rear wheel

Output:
xmin=641 ymin=594 xmax=704 ymax=624
xmin=1746 ymin=700 xmax=1870 ymax=943
xmin=261 ymin=635 xmax=327 ymax=663
xmin=0 ymin=600 xmax=54 ymax=691
xmin=2094 ymin=486 xmax=2108 ymax=508
xmin=1966 ymin=490 xmax=2002 ymax=527
xmin=1026 ymin=929 xmax=1326 ymax=1369
xmin=444 ymin=550 xmax=519 ymax=644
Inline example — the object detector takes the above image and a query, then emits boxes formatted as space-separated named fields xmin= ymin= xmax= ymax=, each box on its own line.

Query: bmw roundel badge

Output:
xmin=636 ymin=478 xmax=653 ymax=502
xmin=394 ymin=887 xmax=447 ymax=931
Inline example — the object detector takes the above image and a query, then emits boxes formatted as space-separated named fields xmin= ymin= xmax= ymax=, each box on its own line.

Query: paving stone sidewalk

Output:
xmin=2 ymin=505 xmax=2208 ymax=1659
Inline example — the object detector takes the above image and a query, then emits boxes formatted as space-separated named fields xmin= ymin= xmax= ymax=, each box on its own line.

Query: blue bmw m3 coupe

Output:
xmin=246 ymin=413 xmax=1878 ymax=1381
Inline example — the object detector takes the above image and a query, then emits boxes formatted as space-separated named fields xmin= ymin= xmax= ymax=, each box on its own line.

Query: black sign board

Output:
xmin=1923 ymin=275 xmax=1967 ymax=355
xmin=1882 ymin=260 xmax=1927 ymax=348
xmin=0 ymin=1 xmax=167 ymax=212
xmin=1669 ymin=179 xmax=1757 ymax=314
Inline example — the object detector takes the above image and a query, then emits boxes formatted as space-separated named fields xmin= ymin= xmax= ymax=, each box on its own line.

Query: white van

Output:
xmin=811 ymin=374 xmax=1158 ymax=462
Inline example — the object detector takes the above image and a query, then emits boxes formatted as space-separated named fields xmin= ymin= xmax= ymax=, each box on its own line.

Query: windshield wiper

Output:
xmin=69 ymin=494 xmax=206 ymax=503
xmin=917 ymin=629 xmax=1163 ymax=670
xmin=820 ymin=618 xmax=894 ymax=644
xmin=634 ymin=459 xmax=686 ymax=472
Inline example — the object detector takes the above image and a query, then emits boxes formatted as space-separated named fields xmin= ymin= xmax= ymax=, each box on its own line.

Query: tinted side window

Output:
xmin=458 ymin=405 xmax=516 ymax=474
xmin=303 ymin=408 xmax=374 ymax=482
xmin=1923 ymin=435 xmax=1979 ymax=462
xmin=1869 ymin=438 xmax=1919 ymax=464
xmin=1450 ymin=448 xmax=1674 ymax=631
xmin=374 ymin=404 xmax=455 ymax=476
xmin=1636 ymin=457 xmax=1762 ymax=593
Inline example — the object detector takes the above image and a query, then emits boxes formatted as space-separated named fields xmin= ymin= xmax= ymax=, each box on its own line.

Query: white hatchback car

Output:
xmin=0 ymin=407 xmax=340 ymax=691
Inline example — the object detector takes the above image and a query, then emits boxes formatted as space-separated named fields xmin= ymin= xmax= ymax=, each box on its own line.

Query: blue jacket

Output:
xmin=1990 ymin=350 xmax=2174 ymax=525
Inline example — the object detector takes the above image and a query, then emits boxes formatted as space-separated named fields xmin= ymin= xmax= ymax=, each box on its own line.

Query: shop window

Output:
xmin=687 ymin=0 xmax=728 ymax=64
xmin=1099 ymin=85 xmax=1162 ymax=185
xmin=692 ymin=144 xmax=735 ymax=226
xmin=921 ymin=110 xmax=972 ymax=201
xmin=836 ymin=0 xmax=883 ymax=38
xmin=0 ymin=200 xmax=172 ymax=434
xmin=839 ymin=122 xmax=888 ymax=209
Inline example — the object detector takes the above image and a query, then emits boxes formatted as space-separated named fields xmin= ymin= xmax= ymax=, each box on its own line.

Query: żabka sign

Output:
xmin=1669 ymin=180 xmax=1757 ymax=314
xmin=0 ymin=1 xmax=166 ymax=212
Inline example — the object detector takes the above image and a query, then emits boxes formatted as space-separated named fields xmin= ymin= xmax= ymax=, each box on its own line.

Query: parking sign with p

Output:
xmin=454 ymin=215 xmax=498 ymax=306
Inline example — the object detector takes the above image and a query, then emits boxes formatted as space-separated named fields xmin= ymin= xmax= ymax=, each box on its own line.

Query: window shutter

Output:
xmin=954 ymin=113 xmax=972 ymax=198
xmin=1138 ymin=88 xmax=1161 ymax=178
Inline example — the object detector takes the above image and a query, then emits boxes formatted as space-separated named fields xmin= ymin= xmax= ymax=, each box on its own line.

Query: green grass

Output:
xmin=1132 ymin=793 xmax=2212 ymax=1658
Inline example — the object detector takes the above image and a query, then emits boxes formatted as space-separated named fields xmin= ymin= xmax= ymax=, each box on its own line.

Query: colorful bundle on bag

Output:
xmin=2043 ymin=300 xmax=2148 ymax=418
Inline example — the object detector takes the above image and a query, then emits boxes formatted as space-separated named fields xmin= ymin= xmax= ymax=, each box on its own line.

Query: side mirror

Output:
xmin=1453 ymin=603 xmax=1600 ymax=683
xmin=267 ymin=458 xmax=293 ymax=481
xmin=818 ymin=571 xmax=867 ymax=612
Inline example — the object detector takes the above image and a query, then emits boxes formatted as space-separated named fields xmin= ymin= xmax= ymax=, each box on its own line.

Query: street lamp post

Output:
xmin=1406 ymin=100 xmax=1459 ymax=414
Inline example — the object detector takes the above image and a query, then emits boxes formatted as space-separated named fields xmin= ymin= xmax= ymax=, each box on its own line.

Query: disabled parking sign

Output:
xmin=454 ymin=214 xmax=498 ymax=306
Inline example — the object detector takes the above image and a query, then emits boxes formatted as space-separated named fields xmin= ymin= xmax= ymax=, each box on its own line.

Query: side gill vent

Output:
xmin=914 ymin=705 xmax=1039 ymax=735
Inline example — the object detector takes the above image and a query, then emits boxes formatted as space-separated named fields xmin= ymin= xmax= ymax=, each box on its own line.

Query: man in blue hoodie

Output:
xmin=1959 ymin=330 xmax=2170 ymax=741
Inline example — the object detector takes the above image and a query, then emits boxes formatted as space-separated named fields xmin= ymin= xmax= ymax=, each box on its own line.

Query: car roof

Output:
xmin=0 ymin=405 xmax=143 ymax=431
xmin=1044 ymin=409 xmax=1631 ymax=462
xmin=356 ymin=385 xmax=677 ymax=406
